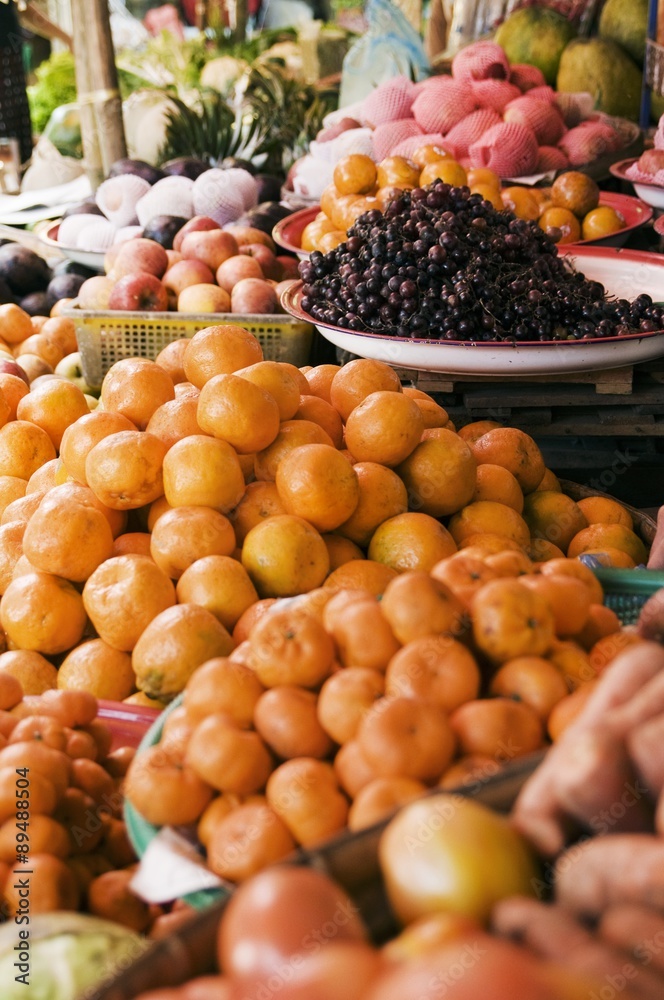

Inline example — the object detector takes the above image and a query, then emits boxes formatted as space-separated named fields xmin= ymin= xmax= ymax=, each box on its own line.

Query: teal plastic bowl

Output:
xmin=123 ymin=693 xmax=231 ymax=911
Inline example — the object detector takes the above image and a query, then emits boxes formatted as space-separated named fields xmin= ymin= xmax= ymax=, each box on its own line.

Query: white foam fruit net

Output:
xmin=309 ymin=128 xmax=376 ymax=164
xmin=95 ymin=174 xmax=151 ymax=228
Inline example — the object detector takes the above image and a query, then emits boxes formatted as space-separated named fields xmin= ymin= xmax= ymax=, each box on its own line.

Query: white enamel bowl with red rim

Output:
xmin=273 ymin=193 xmax=653 ymax=261
xmin=280 ymin=246 xmax=664 ymax=376
xmin=610 ymin=158 xmax=664 ymax=212
xmin=39 ymin=220 xmax=107 ymax=271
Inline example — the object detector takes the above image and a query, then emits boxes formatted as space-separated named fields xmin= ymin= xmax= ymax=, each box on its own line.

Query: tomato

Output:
xmin=378 ymin=794 xmax=540 ymax=926
xmin=217 ymin=866 xmax=368 ymax=982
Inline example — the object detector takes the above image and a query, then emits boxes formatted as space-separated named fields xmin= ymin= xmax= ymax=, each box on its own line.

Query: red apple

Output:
xmin=163 ymin=259 xmax=215 ymax=297
xmin=173 ymin=215 xmax=220 ymax=253
xmin=239 ymin=243 xmax=282 ymax=280
xmin=230 ymin=277 xmax=278 ymax=315
xmin=180 ymin=230 xmax=239 ymax=272
xmin=276 ymin=255 xmax=301 ymax=280
xmin=223 ymin=225 xmax=275 ymax=252
xmin=0 ymin=358 xmax=30 ymax=386
xmin=112 ymin=238 xmax=169 ymax=280
xmin=177 ymin=283 xmax=231 ymax=314
xmin=108 ymin=272 xmax=169 ymax=312
xmin=215 ymin=254 xmax=264 ymax=293
xmin=165 ymin=249 xmax=183 ymax=268
xmin=78 ymin=275 xmax=115 ymax=310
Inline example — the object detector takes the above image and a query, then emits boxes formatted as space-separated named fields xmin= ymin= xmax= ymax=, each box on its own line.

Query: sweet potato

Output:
xmin=492 ymin=896 xmax=664 ymax=999
xmin=555 ymin=834 xmax=664 ymax=919
xmin=599 ymin=904 xmax=664 ymax=975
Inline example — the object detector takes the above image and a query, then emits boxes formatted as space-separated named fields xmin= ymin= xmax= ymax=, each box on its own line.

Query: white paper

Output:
xmin=0 ymin=175 xmax=92 ymax=225
xmin=129 ymin=826 xmax=224 ymax=904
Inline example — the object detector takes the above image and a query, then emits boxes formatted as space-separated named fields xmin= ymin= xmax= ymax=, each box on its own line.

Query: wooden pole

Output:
xmin=71 ymin=0 xmax=127 ymax=190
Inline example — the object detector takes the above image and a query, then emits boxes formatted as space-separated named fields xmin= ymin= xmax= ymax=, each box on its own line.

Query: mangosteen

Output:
xmin=108 ymin=158 xmax=164 ymax=185
xmin=142 ymin=215 xmax=188 ymax=250
xmin=220 ymin=156 xmax=257 ymax=175
xmin=20 ymin=291 xmax=52 ymax=316
xmin=161 ymin=157 xmax=209 ymax=180
xmin=46 ymin=272 xmax=87 ymax=305
xmin=253 ymin=173 xmax=283 ymax=203
xmin=0 ymin=277 xmax=17 ymax=305
xmin=52 ymin=259 xmax=98 ymax=280
xmin=0 ymin=244 xmax=51 ymax=295
xmin=62 ymin=200 xmax=105 ymax=220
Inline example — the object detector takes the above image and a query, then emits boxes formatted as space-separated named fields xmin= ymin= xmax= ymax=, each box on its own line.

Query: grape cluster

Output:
xmin=298 ymin=182 xmax=664 ymax=343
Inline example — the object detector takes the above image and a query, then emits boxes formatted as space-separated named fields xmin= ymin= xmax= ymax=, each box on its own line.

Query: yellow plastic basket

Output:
xmin=62 ymin=308 xmax=314 ymax=390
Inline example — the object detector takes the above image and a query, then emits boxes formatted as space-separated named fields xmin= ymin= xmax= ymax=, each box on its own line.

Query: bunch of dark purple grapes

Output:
xmin=298 ymin=182 xmax=664 ymax=342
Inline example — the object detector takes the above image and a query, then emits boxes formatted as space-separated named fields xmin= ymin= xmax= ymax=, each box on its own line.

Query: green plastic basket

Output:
xmin=588 ymin=566 xmax=664 ymax=626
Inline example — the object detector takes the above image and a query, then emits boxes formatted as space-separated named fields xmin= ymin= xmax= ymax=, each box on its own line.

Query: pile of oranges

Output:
xmin=300 ymin=152 xmax=626 ymax=252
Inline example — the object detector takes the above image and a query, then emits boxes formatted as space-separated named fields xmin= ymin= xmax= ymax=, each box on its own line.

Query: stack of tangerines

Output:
xmin=300 ymin=153 xmax=626 ymax=252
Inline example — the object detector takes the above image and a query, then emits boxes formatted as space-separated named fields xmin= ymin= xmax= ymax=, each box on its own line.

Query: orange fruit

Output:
xmin=470 ymin=427 xmax=545 ymax=493
xmin=0 ymin=520 xmax=26 ymax=594
xmin=183 ymin=325 xmax=263 ymax=388
xmin=155 ymin=337 xmax=190 ymax=384
xmin=396 ymin=430 xmax=476 ymax=518
xmin=85 ymin=430 xmax=167 ymax=510
xmin=304 ymin=363 xmax=341 ymax=403
xmin=333 ymin=154 xmax=378 ymax=195
xmin=16 ymin=333 xmax=64 ymax=368
xmin=254 ymin=419 xmax=334 ymax=482
xmin=322 ymin=589 xmax=400 ymax=671
xmin=547 ymin=681 xmax=598 ymax=741
xmin=572 ymin=603 xmax=621 ymax=651
xmin=579 ymin=547 xmax=636 ymax=569
xmin=183 ymin=656 xmax=264 ymax=729
xmin=3 ymin=853 xmax=79 ymax=915
xmin=0 ymin=304 xmax=33 ymax=345
xmin=131 ymin=603 xmax=234 ymax=700
xmin=150 ymin=505 xmax=236 ymax=580
xmin=16 ymin=379 xmax=89 ymax=451
xmin=402 ymin=387 xmax=450 ymax=430
xmin=380 ymin=570 xmax=466 ymax=645
xmin=197 ymin=373 xmax=280 ymax=454
xmin=588 ymin=630 xmax=645 ymax=675
xmin=348 ymin=776 xmax=427 ymax=832
xmin=358 ymin=694 xmax=456 ymax=782
xmin=367 ymin=511 xmax=457 ymax=573
xmin=419 ymin=159 xmax=467 ymax=187
xmin=567 ymin=523 xmax=647 ymax=565
xmin=43 ymin=479 xmax=127 ymax=539
xmin=576 ymin=496 xmax=633 ymax=530
xmin=0 ymin=420 xmax=56 ymax=481
xmin=275 ymin=443 xmax=359 ymax=533
xmin=242 ymin=514 xmax=329 ymax=598
xmin=22 ymin=491 xmax=114 ymax=583
xmin=412 ymin=144 xmax=453 ymax=168
xmin=123 ymin=743 xmax=214 ymax=828
xmin=501 ymin=186 xmax=541 ymax=221
xmin=82 ymin=553 xmax=176 ymax=651
xmin=25 ymin=458 xmax=60 ymax=494
xmin=323 ymin=558 xmax=398 ymax=596
xmin=548 ymin=638 xmax=596 ymax=688
xmin=551 ymin=171 xmax=600 ymax=217
xmin=143 ymin=395 xmax=202 ymax=450
xmin=112 ymin=532 xmax=152 ymax=557
xmin=293 ymin=394 xmax=343 ymax=449
xmin=0 ymin=649 xmax=58 ymax=694
xmin=472 ymin=464 xmax=524 ymax=513
xmin=254 ymin=685 xmax=334 ymax=759
xmin=186 ymin=713 xmax=272 ymax=796
xmin=450 ymin=697 xmax=544 ymax=759
xmin=459 ymin=532 xmax=525 ymax=556
xmin=489 ymin=656 xmax=569 ymax=721
xmin=471 ymin=577 xmax=556 ymax=664
xmin=471 ymin=183 xmax=504 ymax=210
xmin=266 ymin=758 xmax=349 ymax=847
xmin=234 ymin=360 xmax=301 ymax=421
xmin=322 ymin=533 xmax=364 ymax=570
xmin=376 ymin=156 xmax=421 ymax=189
xmin=0 ymin=373 xmax=29 ymax=421
xmin=581 ymin=206 xmax=625 ymax=242
xmin=533 ymin=468 xmax=562 ymax=492
xmin=449 ymin=501 xmax=530 ymax=548
xmin=57 ymin=639 xmax=135 ymax=701
xmin=204 ymin=799 xmax=295 ymax=882
xmin=100 ymin=357 xmax=175 ymax=431
xmin=317 ymin=666 xmax=385 ymax=745
xmin=527 ymin=538 xmax=566 ymax=562
xmin=329 ymin=359 xmax=402 ymax=422
xmin=484 ymin=548 xmax=534 ymax=578
xmin=301 ymin=215 xmax=338 ymax=252
xmin=538 ymin=206 xmax=581 ymax=244
xmin=228 ymin=480 xmax=286 ymax=545
xmin=162 ymin=434 xmax=244 ymax=513
xmin=176 ymin=555 xmax=258 ymax=633
xmin=247 ymin=605 xmax=335 ymax=688
xmin=334 ymin=739 xmax=379 ymax=797
xmin=344 ymin=391 xmax=424 ymax=466
xmin=538 ymin=556 xmax=604 ymax=606
xmin=385 ymin=634 xmax=480 ymax=713
xmin=522 ymin=490 xmax=588 ymax=553
xmin=0 ymin=572 xmax=87 ymax=655
xmin=59 ymin=411 xmax=137 ymax=487
xmin=333 ymin=462 xmax=407 ymax=548
xmin=429 ymin=552 xmax=498 ymax=609
xmin=457 ymin=420 xmax=503 ymax=445
xmin=38 ymin=316 xmax=77 ymax=356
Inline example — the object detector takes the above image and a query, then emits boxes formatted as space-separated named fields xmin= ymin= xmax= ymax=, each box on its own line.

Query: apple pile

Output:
xmin=76 ymin=222 xmax=300 ymax=316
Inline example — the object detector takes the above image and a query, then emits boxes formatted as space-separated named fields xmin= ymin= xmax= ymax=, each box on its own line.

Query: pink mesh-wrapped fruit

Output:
xmin=554 ymin=92 xmax=595 ymax=128
xmin=472 ymin=79 xmax=521 ymax=113
xmin=452 ymin=41 xmax=509 ymax=82
xmin=468 ymin=121 xmax=539 ymax=177
xmin=371 ymin=119 xmax=423 ymax=162
xmin=503 ymin=96 xmax=566 ymax=146
xmin=558 ymin=121 xmax=622 ymax=167
xmin=536 ymin=146 xmax=570 ymax=172
xmin=523 ymin=86 xmax=557 ymax=105
xmin=362 ymin=76 xmax=417 ymax=127
xmin=389 ymin=133 xmax=450 ymax=159
xmin=443 ymin=108 xmax=502 ymax=160
xmin=509 ymin=64 xmax=547 ymax=92
xmin=411 ymin=78 xmax=477 ymax=135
